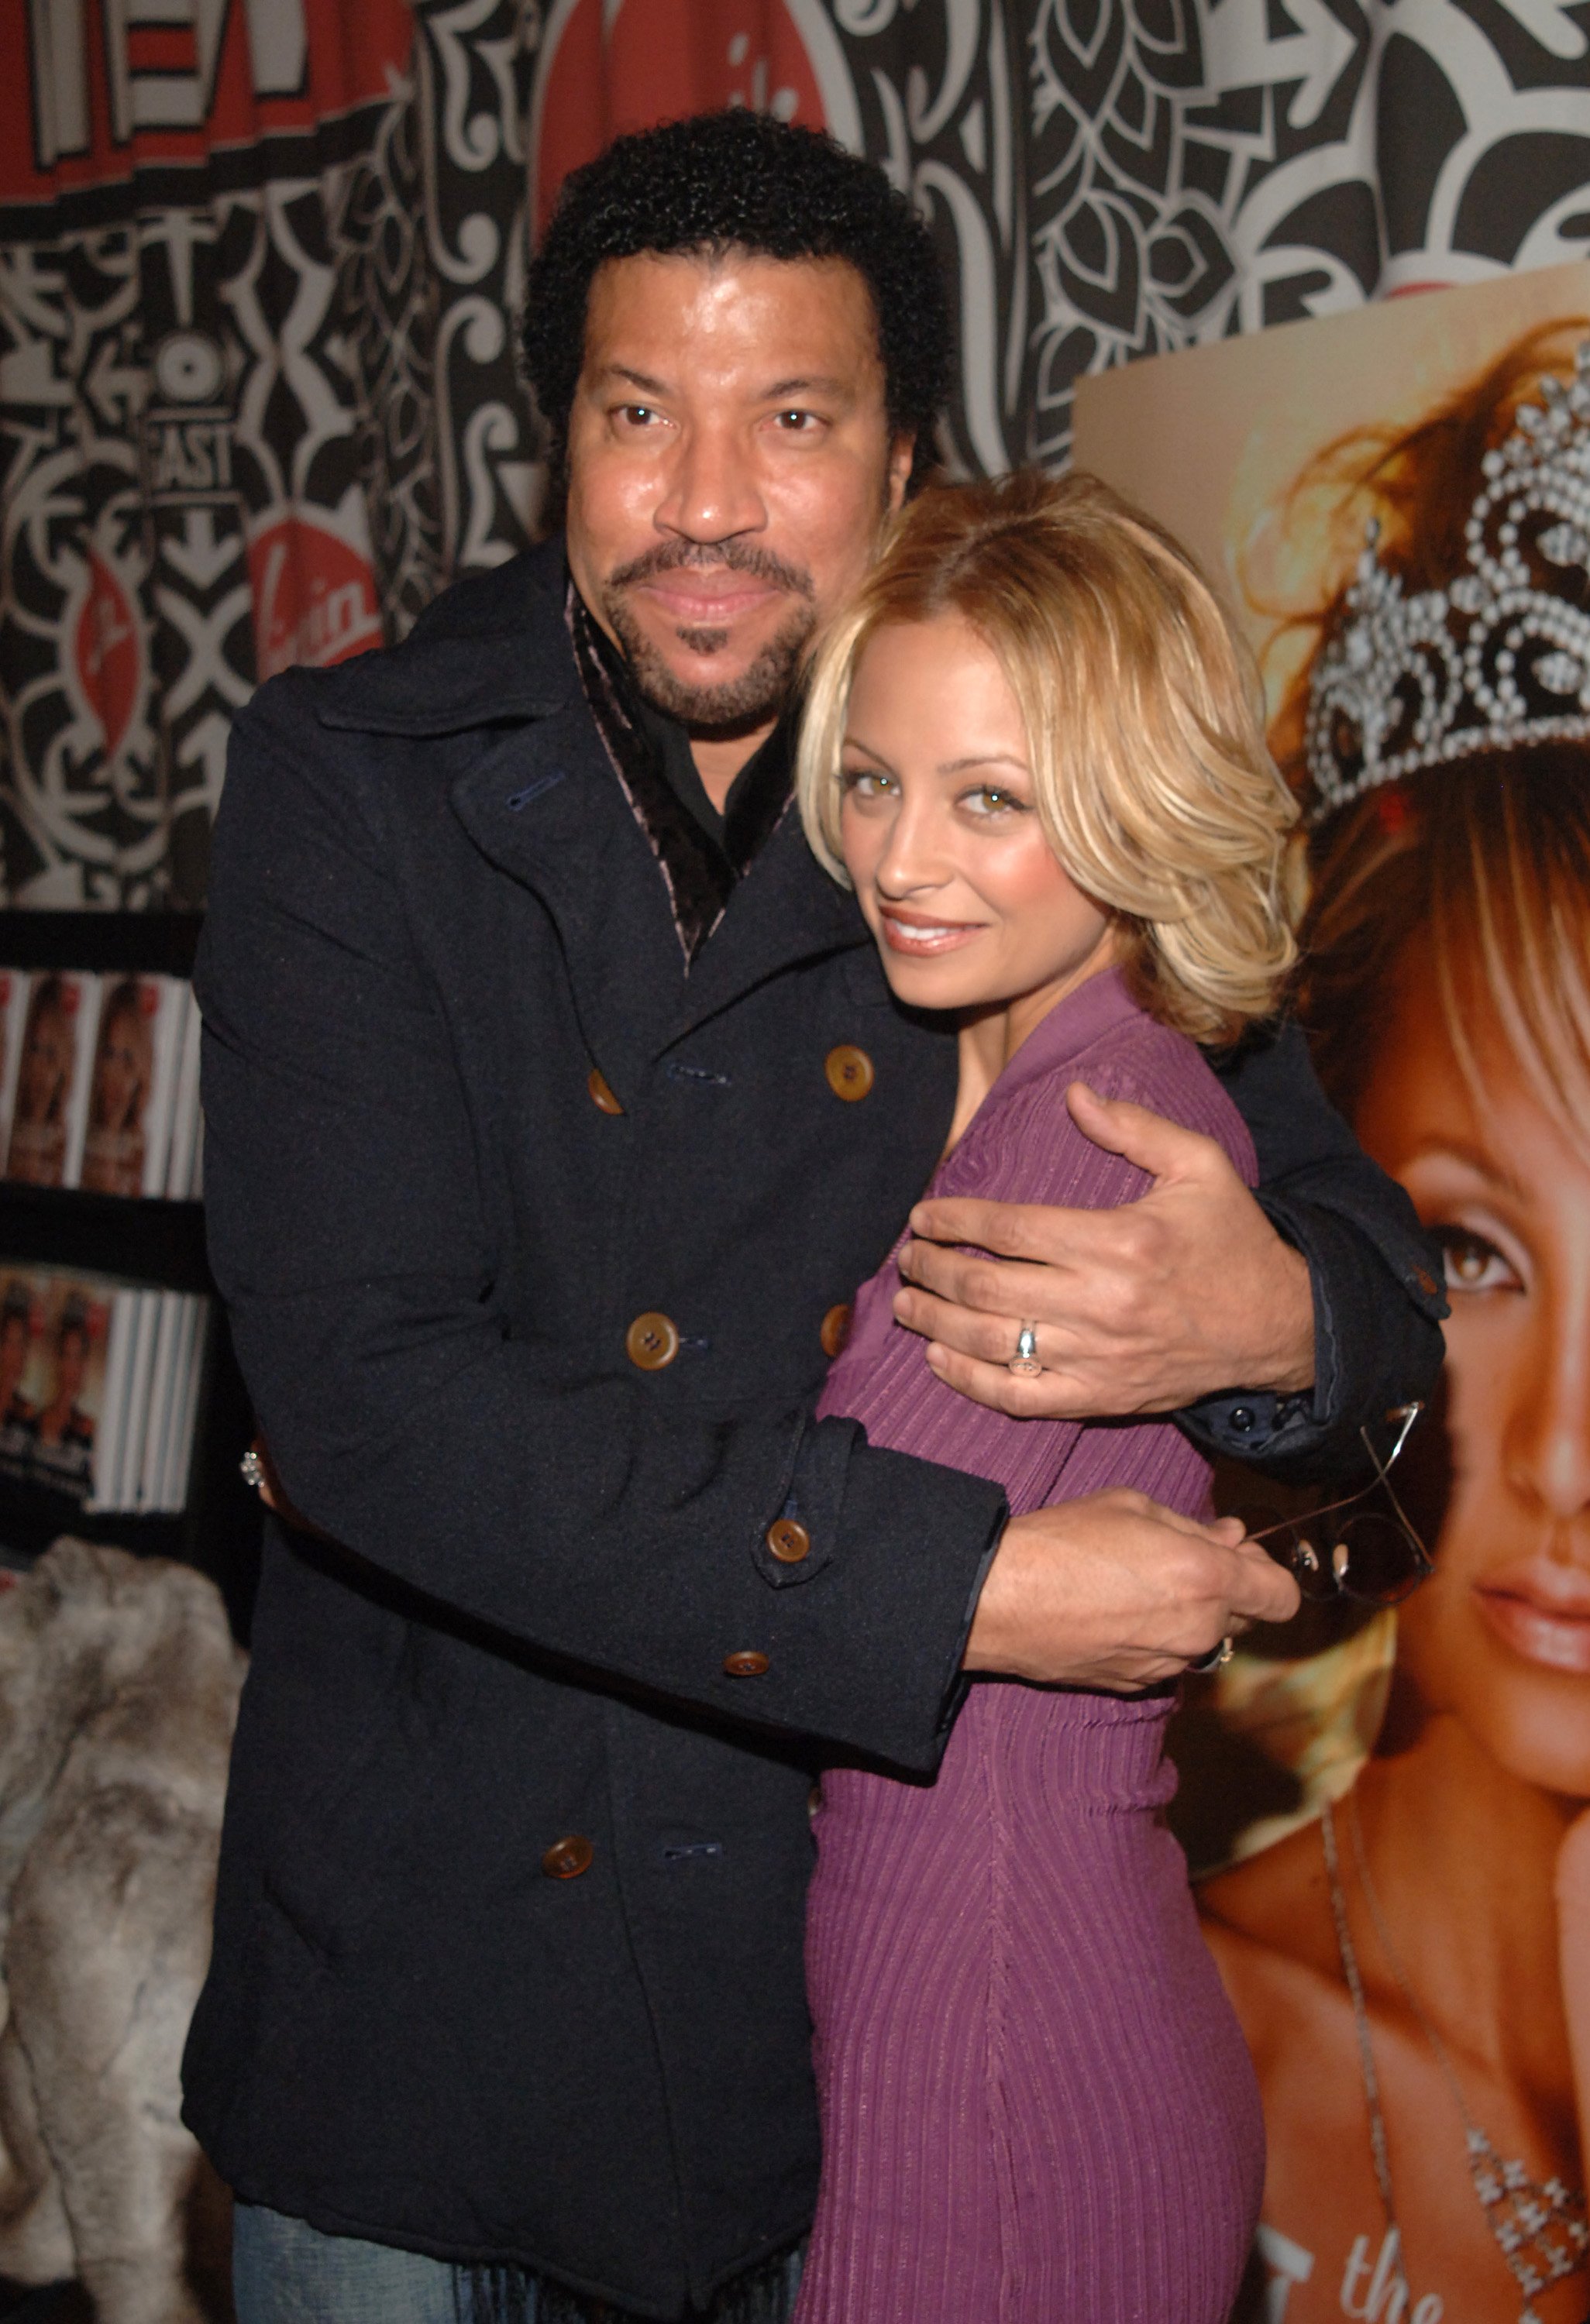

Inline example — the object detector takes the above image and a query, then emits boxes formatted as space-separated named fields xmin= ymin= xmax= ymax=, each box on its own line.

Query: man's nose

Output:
xmin=654 ymin=421 xmax=766 ymax=544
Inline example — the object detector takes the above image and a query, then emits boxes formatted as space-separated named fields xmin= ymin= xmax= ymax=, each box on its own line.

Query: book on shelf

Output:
xmin=0 ymin=1262 xmax=209 ymax=1514
xmin=4 ymin=972 xmax=102 ymax=1189
xmin=0 ymin=973 xmax=202 ymax=1198
xmin=80 ymin=975 xmax=189 ymax=1198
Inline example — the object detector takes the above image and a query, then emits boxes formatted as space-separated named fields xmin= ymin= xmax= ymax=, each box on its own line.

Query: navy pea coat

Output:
xmin=182 ymin=539 xmax=1446 ymax=2319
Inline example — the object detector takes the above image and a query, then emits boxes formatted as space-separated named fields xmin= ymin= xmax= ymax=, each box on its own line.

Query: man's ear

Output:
xmin=886 ymin=432 xmax=915 ymax=513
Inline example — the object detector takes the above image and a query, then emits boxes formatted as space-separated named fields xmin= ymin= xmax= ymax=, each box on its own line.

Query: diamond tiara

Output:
xmin=1306 ymin=337 xmax=1590 ymax=820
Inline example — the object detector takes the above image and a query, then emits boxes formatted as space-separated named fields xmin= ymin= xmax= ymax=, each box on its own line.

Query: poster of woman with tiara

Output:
xmin=1076 ymin=263 xmax=1590 ymax=2324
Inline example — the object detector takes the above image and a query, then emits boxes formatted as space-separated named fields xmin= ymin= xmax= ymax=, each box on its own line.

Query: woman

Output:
xmin=32 ymin=1294 xmax=96 ymax=1499
xmin=7 ymin=976 xmax=76 ymax=1187
xmin=1200 ymin=328 xmax=1590 ymax=2324
xmin=790 ymin=469 xmax=1303 ymax=2322
xmin=81 ymin=977 xmax=153 ymax=1197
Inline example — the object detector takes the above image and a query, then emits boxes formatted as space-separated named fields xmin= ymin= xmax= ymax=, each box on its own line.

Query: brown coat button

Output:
xmin=766 ymin=1518 xmax=810 ymax=1565
xmin=587 ymin=1067 xmax=623 ymax=1116
xmin=1413 ymin=1267 xmax=1438 ymax=1297
xmin=820 ymin=1302 xmax=852 ymax=1358
xmin=723 ymin=1650 xmax=769 ymax=1677
xmin=626 ymin=1312 xmax=680 ymax=1370
xmin=542 ymin=1834 xmax=594 ymax=1879
xmin=824 ymin=1045 xmax=875 ymax=1102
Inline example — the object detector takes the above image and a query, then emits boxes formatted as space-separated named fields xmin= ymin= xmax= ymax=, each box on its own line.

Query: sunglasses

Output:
xmin=1240 ymin=1401 xmax=1433 ymax=1607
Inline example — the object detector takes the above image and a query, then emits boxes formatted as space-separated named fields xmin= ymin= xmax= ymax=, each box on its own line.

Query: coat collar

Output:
xmin=318 ymin=545 xmax=875 ymax=1070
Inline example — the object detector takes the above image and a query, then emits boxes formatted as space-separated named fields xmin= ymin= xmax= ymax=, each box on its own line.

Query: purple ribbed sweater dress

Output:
xmin=796 ymin=969 xmax=1265 ymax=2324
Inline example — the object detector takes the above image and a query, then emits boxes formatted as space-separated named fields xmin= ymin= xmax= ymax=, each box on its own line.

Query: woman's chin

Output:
xmin=874 ymin=951 xmax=992 ymax=1012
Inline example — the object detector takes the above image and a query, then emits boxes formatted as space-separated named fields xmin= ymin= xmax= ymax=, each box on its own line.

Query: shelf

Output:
xmin=0 ymin=1185 xmax=209 ymax=1293
xmin=0 ymin=909 xmax=201 ymax=976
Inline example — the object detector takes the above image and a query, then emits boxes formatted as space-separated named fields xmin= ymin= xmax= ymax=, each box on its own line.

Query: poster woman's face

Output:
xmin=1354 ymin=934 xmax=1590 ymax=1797
xmin=18 ymin=1002 xmax=67 ymax=1122
xmin=95 ymin=1006 xmax=146 ymax=1129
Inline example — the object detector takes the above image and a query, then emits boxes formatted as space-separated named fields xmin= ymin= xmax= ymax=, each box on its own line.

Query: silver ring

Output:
xmin=240 ymin=1446 xmax=265 ymax=1492
xmin=1008 ymin=1322 xmax=1043 ymax=1377
xmin=1189 ymin=1635 xmax=1235 ymax=1674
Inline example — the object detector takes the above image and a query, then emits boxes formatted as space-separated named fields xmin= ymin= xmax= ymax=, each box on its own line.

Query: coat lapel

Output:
xmin=659 ymin=805 xmax=872 ymax=1056
xmin=316 ymin=544 xmax=876 ymax=1075
xmin=449 ymin=706 xmax=690 ymax=1078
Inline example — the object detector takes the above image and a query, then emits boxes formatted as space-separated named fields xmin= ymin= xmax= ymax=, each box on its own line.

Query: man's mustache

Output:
xmin=605 ymin=541 xmax=816 ymax=601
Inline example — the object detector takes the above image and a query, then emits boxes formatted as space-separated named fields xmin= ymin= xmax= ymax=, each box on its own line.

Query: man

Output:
xmin=186 ymin=111 xmax=1444 ymax=2324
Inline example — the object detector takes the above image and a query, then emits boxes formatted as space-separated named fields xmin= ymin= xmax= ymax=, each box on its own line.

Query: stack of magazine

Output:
xmin=0 ymin=970 xmax=202 ymax=1197
xmin=0 ymin=1264 xmax=208 ymax=1512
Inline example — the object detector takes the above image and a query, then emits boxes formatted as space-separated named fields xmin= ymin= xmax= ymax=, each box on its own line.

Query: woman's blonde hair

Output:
xmin=795 ymin=469 xmax=1305 ymax=1046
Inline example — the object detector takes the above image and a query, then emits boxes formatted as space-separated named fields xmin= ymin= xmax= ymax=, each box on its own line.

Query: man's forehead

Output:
xmin=582 ymin=246 xmax=881 ymax=359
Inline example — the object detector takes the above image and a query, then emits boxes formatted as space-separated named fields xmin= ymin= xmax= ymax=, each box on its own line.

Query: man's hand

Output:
xmin=896 ymin=1081 xmax=1315 ymax=1420
xmin=965 ymin=1489 xmax=1300 ymax=1688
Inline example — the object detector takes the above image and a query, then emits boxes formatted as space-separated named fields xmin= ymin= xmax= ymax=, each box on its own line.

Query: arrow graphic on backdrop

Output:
xmin=162 ymin=511 xmax=241 ymax=591
xmin=1203 ymin=0 xmax=1358 ymax=132
xmin=84 ymin=336 xmax=147 ymax=429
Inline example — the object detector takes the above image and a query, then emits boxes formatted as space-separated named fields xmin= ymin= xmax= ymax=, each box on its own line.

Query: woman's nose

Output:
xmin=875 ymin=796 xmax=951 ymax=896
xmin=1502 ymin=1291 xmax=1590 ymax=1530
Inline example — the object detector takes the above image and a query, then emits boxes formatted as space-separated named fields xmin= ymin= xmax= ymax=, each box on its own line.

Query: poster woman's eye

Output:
xmin=1433 ymin=1226 xmax=1521 ymax=1294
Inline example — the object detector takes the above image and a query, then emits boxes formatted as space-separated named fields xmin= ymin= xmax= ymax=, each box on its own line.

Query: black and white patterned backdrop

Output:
xmin=2 ymin=0 xmax=1588 ymax=905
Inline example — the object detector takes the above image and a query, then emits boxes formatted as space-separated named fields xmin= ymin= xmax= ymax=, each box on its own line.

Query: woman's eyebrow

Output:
xmin=1409 ymin=1136 xmax=1525 ymax=1200
xmin=938 ymin=754 xmax=1031 ymax=775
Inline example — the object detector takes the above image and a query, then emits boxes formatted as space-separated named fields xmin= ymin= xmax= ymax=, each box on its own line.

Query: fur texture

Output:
xmin=0 ymin=1538 xmax=243 ymax=2322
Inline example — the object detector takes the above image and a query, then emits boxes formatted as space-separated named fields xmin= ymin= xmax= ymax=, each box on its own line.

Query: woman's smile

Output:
xmin=877 ymin=904 xmax=987 ymax=955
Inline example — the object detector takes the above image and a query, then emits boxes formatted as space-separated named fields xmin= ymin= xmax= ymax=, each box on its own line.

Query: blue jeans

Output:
xmin=232 ymin=2203 xmax=805 ymax=2324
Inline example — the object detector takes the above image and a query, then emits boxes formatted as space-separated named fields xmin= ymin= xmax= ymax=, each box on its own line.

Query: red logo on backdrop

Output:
xmin=2 ymin=0 xmax=412 ymax=205
xmin=246 ymin=520 xmax=383 ymax=683
xmin=72 ymin=550 xmax=143 ymax=763
xmin=531 ymin=0 xmax=858 ymax=239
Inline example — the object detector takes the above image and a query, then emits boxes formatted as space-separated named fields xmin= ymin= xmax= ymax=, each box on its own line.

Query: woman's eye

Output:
xmin=1433 ymin=1227 xmax=1521 ymax=1294
xmin=841 ymin=767 xmax=892 ymax=798
xmin=962 ymin=786 xmax=1025 ymax=816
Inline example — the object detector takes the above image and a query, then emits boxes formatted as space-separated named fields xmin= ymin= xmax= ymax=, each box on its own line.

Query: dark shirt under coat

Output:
xmin=181 ymin=539 xmax=1446 ymax=2318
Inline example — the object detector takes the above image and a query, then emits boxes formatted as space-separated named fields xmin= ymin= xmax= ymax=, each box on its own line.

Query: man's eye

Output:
xmin=616 ymin=404 xmax=659 ymax=428
xmin=1434 ymin=1227 xmax=1521 ymax=1294
xmin=773 ymin=409 xmax=819 ymax=431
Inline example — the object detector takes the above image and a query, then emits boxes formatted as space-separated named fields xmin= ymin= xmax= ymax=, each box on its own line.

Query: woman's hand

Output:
xmin=893 ymin=1081 xmax=1315 ymax=1419
xmin=1555 ymin=1806 xmax=1590 ymax=2146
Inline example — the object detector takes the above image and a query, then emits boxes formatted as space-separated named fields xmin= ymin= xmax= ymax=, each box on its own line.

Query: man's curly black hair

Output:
xmin=522 ymin=109 xmax=952 ymax=504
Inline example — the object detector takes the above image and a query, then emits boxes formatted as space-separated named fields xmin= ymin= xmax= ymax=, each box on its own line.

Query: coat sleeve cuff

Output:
xmin=721 ymin=1417 xmax=1007 ymax=1776
xmin=1178 ymin=1197 xmax=1447 ymax=1484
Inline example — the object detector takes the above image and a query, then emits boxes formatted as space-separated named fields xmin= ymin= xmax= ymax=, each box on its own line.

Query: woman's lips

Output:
xmin=878 ymin=908 xmax=985 ymax=957
xmin=1475 ymin=1559 xmax=1590 ymax=1675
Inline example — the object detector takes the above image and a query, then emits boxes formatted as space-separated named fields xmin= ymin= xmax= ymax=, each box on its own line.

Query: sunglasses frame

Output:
xmin=1244 ymin=1401 xmax=1433 ymax=1607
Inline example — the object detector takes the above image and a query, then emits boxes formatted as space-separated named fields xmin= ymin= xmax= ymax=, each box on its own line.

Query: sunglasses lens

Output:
xmin=1270 ymin=1526 xmax=1335 ymax=1601
xmin=1332 ymin=1511 xmax=1430 ymax=1605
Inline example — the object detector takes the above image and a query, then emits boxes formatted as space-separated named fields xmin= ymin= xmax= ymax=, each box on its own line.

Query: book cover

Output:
xmin=80 ymin=975 xmax=188 ymax=1198
xmin=86 ymin=1286 xmax=139 ymax=1514
xmin=11 ymin=1270 xmax=115 ymax=1504
xmin=138 ymin=1291 xmax=183 ymax=1511
xmin=157 ymin=1298 xmax=208 ymax=1512
xmin=112 ymin=1290 xmax=160 ymax=1512
xmin=165 ymin=986 xmax=201 ymax=1199
xmin=5 ymin=972 xmax=99 ymax=1188
xmin=0 ymin=973 xmax=30 ymax=1167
